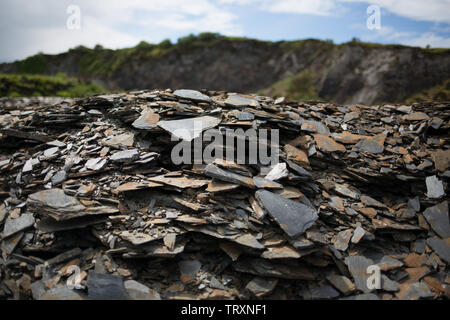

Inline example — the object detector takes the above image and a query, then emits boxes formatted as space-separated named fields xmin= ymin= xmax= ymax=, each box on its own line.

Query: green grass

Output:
xmin=405 ymin=79 xmax=450 ymax=103
xmin=260 ymin=69 xmax=321 ymax=101
xmin=18 ymin=53 xmax=47 ymax=74
xmin=0 ymin=73 xmax=105 ymax=97
xmin=71 ymin=33 xmax=276 ymax=77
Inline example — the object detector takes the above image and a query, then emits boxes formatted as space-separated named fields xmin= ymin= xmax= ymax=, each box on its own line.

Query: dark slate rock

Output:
xmin=344 ymin=255 xmax=374 ymax=293
xmin=341 ymin=293 xmax=379 ymax=300
xmin=356 ymin=136 xmax=384 ymax=154
xmin=178 ymin=260 xmax=201 ymax=276
xmin=286 ymin=160 xmax=313 ymax=180
xmin=423 ymin=201 xmax=450 ymax=238
xmin=381 ymin=275 xmax=399 ymax=292
xmin=87 ymin=271 xmax=128 ymax=300
xmin=427 ymin=237 xmax=450 ymax=264
xmin=224 ymin=95 xmax=258 ymax=107
xmin=51 ymin=170 xmax=67 ymax=185
xmin=255 ymin=189 xmax=318 ymax=238
xmin=205 ymin=164 xmax=255 ymax=189
xmin=158 ymin=116 xmax=221 ymax=142
xmin=2 ymin=214 xmax=35 ymax=238
xmin=309 ymin=285 xmax=340 ymax=299
xmin=173 ymin=89 xmax=211 ymax=103
xmin=237 ymin=110 xmax=255 ymax=121
xmin=253 ymin=177 xmax=283 ymax=189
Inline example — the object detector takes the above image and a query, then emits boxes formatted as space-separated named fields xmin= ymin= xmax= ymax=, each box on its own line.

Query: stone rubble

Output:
xmin=0 ymin=90 xmax=448 ymax=300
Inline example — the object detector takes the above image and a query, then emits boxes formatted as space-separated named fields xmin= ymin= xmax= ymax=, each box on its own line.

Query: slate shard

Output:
xmin=2 ymin=214 xmax=35 ymax=238
xmin=158 ymin=116 xmax=221 ymax=142
xmin=173 ymin=89 xmax=212 ymax=103
xmin=425 ymin=175 xmax=445 ymax=199
xmin=87 ymin=271 xmax=128 ymax=300
xmin=423 ymin=201 xmax=450 ymax=239
xmin=1 ymin=89 xmax=449 ymax=301
xmin=255 ymin=189 xmax=318 ymax=238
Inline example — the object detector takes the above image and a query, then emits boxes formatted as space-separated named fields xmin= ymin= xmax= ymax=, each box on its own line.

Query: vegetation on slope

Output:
xmin=0 ymin=73 xmax=105 ymax=97
xmin=2 ymin=33 xmax=449 ymax=103
xmin=260 ymin=70 xmax=321 ymax=101
xmin=405 ymin=79 xmax=450 ymax=103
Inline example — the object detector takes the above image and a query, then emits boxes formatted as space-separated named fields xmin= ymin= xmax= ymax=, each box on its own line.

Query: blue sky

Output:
xmin=0 ymin=0 xmax=449 ymax=62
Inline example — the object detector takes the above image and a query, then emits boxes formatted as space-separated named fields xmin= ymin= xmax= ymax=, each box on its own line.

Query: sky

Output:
xmin=0 ymin=0 xmax=449 ymax=62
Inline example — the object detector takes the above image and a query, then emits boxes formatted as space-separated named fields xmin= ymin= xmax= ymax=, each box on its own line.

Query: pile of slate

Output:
xmin=0 ymin=89 xmax=448 ymax=300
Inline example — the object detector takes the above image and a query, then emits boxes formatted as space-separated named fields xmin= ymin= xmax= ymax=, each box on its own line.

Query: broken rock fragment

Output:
xmin=173 ymin=89 xmax=211 ymax=103
xmin=2 ymin=214 xmax=35 ymax=238
xmin=423 ymin=201 xmax=450 ymax=238
xmin=313 ymin=134 xmax=346 ymax=153
xmin=255 ymin=189 xmax=318 ymax=238
xmin=158 ymin=116 xmax=221 ymax=142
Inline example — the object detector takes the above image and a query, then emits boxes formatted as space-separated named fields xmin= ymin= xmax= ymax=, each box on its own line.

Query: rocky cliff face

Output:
xmin=1 ymin=37 xmax=449 ymax=104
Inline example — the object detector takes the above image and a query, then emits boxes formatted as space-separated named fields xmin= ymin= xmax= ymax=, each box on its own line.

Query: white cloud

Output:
xmin=401 ymin=32 xmax=450 ymax=48
xmin=342 ymin=0 xmax=450 ymax=24
xmin=220 ymin=0 xmax=339 ymax=15
xmin=0 ymin=0 xmax=242 ymax=62
xmin=222 ymin=0 xmax=450 ymax=23
xmin=0 ymin=0 xmax=449 ymax=61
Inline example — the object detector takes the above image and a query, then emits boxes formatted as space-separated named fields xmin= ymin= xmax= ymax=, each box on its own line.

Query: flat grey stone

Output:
xmin=423 ymin=201 xmax=450 ymax=238
xmin=87 ymin=271 xmax=128 ymax=300
xmin=23 ymin=158 xmax=39 ymax=173
xmin=30 ymin=281 xmax=46 ymax=300
xmin=132 ymin=109 xmax=160 ymax=130
xmin=334 ymin=229 xmax=353 ymax=251
xmin=237 ymin=110 xmax=255 ymax=121
xmin=253 ymin=177 xmax=283 ymax=189
xmin=245 ymin=277 xmax=277 ymax=297
xmin=326 ymin=274 xmax=356 ymax=295
xmin=51 ymin=170 xmax=67 ymax=185
xmin=43 ymin=147 xmax=59 ymax=158
xmin=360 ymin=195 xmax=386 ymax=208
xmin=356 ymin=137 xmax=384 ymax=154
xmin=179 ymin=260 xmax=201 ymax=276
xmin=351 ymin=226 xmax=366 ymax=244
xmin=46 ymin=140 xmax=66 ymax=147
xmin=85 ymin=157 xmax=108 ymax=170
xmin=205 ymin=164 xmax=255 ymax=189
xmin=286 ymin=160 xmax=313 ymax=180
xmin=344 ymin=255 xmax=374 ymax=293
xmin=341 ymin=293 xmax=379 ymax=300
xmin=381 ymin=275 xmax=399 ymax=292
xmin=173 ymin=89 xmax=211 ymax=103
xmin=309 ymin=285 xmax=340 ymax=299
xmin=39 ymin=286 xmax=86 ymax=300
xmin=102 ymin=133 xmax=134 ymax=148
xmin=412 ymin=239 xmax=426 ymax=254
xmin=255 ymin=189 xmax=318 ymax=238
xmin=124 ymin=280 xmax=161 ymax=300
xmin=302 ymin=120 xmax=330 ymax=136
xmin=397 ymin=282 xmax=433 ymax=300
xmin=427 ymin=237 xmax=450 ymax=264
xmin=209 ymin=277 xmax=226 ymax=290
xmin=333 ymin=183 xmax=359 ymax=199
xmin=27 ymin=189 xmax=85 ymax=221
xmin=375 ymin=255 xmax=404 ymax=271
xmin=158 ymin=116 xmax=221 ymax=142
xmin=110 ymin=149 xmax=139 ymax=163
xmin=425 ymin=175 xmax=445 ymax=199
xmin=2 ymin=214 xmax=35 ymax=238
xmin=224 ymin=95 xmax=258 ymax=107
